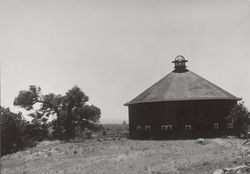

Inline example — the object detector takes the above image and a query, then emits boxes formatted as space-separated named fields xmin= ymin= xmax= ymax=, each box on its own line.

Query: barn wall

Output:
xmin=128 ymin=100 xmax=237 ymax=139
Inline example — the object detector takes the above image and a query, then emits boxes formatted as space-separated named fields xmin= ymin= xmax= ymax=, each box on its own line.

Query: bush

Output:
xmin=229 ymin=102 xmax=250 ymax=136
xmin=0 ymin=106 xmax=48 ymax=156
xmin=0 ymin=107 xmax=26 ymax=156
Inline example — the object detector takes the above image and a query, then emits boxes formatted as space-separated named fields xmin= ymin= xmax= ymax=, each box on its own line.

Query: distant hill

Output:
xmin=100 ymin=118 xmax=128 ymax=124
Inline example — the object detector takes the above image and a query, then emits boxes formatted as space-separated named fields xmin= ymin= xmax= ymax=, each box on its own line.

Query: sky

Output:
xmin=0 ymin=0 xmax=250 ymax=123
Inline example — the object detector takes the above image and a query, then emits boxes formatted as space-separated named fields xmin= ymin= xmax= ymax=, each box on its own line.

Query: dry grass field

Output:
xmin=1 ymin=138 xmax=250 ymax=174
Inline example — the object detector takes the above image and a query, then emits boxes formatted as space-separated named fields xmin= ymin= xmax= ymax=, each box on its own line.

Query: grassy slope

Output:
xmin=1 ymin=138 xmax=250 ymax=174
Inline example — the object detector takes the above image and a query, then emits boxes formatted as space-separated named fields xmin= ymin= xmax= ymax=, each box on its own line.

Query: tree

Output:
xmin=14 ymin=85 xmax=62 ymax=122
xmin=14 ymin=85 xmax=101 ymax=139
xmin=0 ymin=107 xmax=27 ymax=156
xmin=0 ymin=106 xmax=49 ymax=156
xmin=228 ymin=101 xmax=250 ymax=135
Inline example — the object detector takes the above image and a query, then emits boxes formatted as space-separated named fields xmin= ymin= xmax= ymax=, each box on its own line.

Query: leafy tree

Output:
xmin=0 ymin=107 xmax=26 ymax=156
xmin=228 ymin=101 xmax=250 ymax=135
xmin=14 ymin=85 xmax=101 ymax=139
xmin=0 ymin=106 xmax=50 ymax=156
xmin=14 ymin=85 xmax=62 ymax=122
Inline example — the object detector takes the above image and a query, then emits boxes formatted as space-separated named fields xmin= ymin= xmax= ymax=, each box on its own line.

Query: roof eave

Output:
xmin=124 ymin=97 xmax=242 ymax=106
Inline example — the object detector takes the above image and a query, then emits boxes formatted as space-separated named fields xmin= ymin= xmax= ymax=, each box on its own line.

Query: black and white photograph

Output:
xmin=0 ymin=0 xmax=250 ymax=173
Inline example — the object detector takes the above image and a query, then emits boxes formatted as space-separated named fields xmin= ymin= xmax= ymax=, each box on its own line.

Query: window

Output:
xmin=161 ymin=125 xmax=172 ymax=130
xmin=214 ymin=123 xmax=219 ymax=129
xmin=145 ymin=125 xmax=151 ymax=130
xmin=185 ymin=125 xmax=192 ymax=130
xmin=227 ymin=123 xmax=233 ymax=129
xmin=137 ymin=126 xmax=141 ymax=131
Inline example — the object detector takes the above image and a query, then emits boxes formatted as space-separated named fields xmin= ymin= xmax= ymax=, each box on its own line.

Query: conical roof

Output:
xmin=125 ymin=56 xmax=240 ymax=105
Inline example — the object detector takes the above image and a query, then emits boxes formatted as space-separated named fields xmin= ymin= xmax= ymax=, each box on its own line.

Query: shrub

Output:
xmin=228 ymin=102 xmax=250 ymax=136
xmin=0 ymin=107 xmax=26 ymax=156
xmin=0 ymin=106 xmax=48 ymax=156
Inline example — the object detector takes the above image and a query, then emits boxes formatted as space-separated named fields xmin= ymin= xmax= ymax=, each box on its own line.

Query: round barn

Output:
xmin=125 ymin=55 xmax=241 ymax=139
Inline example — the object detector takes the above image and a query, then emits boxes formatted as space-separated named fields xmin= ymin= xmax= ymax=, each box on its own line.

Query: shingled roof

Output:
xmin=125 ymin=56 xmax=241 ymax=105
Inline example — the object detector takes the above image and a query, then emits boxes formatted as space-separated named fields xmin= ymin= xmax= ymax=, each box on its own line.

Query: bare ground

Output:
xmin=1 ymin=138 xmax=250 ymax=174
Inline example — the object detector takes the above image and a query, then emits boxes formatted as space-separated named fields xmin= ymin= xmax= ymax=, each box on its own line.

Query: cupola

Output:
xmin=172 ymin=55 xmax=188 ymax=72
